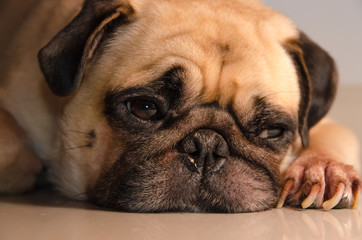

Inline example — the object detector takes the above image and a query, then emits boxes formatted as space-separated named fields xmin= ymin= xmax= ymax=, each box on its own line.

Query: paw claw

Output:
xmin=352 ymin=185 xmax=360 ymax=209
xmin=283 ymin=152 xmax=361 ymax=210
xmin=323 ymin=183 xmax=345 ymax=210
xmin=301 ymin=184 xmax=321 ymax=209
xmin=276 ymin=179 xmax=294 ymax=208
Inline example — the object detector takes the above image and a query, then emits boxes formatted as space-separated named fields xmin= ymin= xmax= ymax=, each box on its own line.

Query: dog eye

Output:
xmin=126 ymin=99 xmax=160 ymax=121
xmin=258 ymin=128 xmax=284 ymax=139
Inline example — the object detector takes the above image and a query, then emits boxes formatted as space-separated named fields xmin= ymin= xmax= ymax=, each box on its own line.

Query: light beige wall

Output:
xmin=264 ymin=0 xmax=362 ymax=86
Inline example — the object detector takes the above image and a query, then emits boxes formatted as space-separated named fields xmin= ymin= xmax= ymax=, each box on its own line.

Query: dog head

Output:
xmin=38 ymin=0 xmax=337 ymax=212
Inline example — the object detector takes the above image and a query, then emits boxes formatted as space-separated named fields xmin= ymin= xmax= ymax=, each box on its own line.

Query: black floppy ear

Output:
xmin=38 ymin=0 xmax=134 ymax=96
xmin=286 ymin=32 xmax=338 ymax=148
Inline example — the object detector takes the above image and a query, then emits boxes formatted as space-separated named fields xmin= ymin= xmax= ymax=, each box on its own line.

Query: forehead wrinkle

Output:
xmin=142 ymin=0 xmax=266 ymax=105
xmin=217 ymin=36 xmax=300 ymax=115
xmin=100 ymin=0 xmax=300 ymax=109
xmin=154 ymin=35 xmax=225 ymax=105
xmin=232 ymin=86 xmax=299 ymax=127
xmin=232 ymin=93 xmax=297 ymax=129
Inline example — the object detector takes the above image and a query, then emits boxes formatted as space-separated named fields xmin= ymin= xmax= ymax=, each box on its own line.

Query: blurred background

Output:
xmin=264 ymin=0 xmax=362 ymax=86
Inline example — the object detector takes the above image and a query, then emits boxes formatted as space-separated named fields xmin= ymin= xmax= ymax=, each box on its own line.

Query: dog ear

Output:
xmin=286 ymin=32 xmax=338 ymax=148
xmin=38 ymin=0 xmax=134 ymax=96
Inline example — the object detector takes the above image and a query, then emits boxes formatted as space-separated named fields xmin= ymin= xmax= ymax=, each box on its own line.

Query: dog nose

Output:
xmin=178 ymin=129 xmax=230 ymax=173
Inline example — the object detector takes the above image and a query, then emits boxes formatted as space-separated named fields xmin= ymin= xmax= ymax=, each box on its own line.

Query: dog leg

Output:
xmin=0 ymin=108 xmax=42 ymax=193
xmin=277 ymin=118 xmax=361 ymax=209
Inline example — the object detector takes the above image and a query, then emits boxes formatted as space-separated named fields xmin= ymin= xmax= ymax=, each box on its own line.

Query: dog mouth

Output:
xmin=88 ymin=129 xmax=281 ymax=213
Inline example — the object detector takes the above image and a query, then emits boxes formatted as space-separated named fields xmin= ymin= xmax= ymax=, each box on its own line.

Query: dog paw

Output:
xmin=276 ymin=152 xmax=361 ymax=210
xmin=0 ymin=109 xmax=42 ymax=193
xmin=0 ymin=149 xmax=42 ymax=194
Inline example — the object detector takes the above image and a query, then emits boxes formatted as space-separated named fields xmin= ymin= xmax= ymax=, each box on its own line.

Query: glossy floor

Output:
xmin=1 ymin=86 xmax=361 ymax=240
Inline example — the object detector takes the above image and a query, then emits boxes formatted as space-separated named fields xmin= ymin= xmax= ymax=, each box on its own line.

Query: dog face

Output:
xmin=39 ymin=0 xmax=337 ymax=212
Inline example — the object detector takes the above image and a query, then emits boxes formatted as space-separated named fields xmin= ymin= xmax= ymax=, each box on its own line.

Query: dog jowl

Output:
xmin=0 ymin=0 xmax=361 ymax=212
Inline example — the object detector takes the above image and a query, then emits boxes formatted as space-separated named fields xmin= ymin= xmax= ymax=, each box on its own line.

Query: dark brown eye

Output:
xmin=126 ymin=99 xmax=160 ymax=121
xmin=259 ymin=128 xmax=284 ymax=139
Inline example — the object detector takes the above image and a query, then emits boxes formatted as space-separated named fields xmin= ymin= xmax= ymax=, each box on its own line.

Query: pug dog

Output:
xmin=0 ymin=0 xmax=361 ymax=213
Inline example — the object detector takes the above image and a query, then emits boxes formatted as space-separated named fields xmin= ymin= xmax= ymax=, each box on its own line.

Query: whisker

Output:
xmin=48 ymin=144 xmax=93 ymax=157
xmin=66 ymin=130 xmax=94 ymax=136
xmin=62 ymin=144 xmax=93 ymax=151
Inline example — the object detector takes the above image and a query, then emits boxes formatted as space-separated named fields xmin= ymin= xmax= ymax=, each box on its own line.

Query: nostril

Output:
xmin=214 ymin=140 xmax=230 ymax=157
xmin=178 ymin=136 xmax=197 ymax=154
xmin=189 ymin=151 xmax=199 ymax=159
